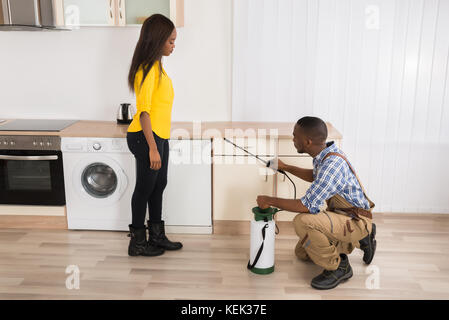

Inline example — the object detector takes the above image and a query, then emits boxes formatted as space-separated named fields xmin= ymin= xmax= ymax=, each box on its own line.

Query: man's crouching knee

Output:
xmin=293 ymin=214 xmax=312 ymax=261
xmin=295 ymin=240 xmax=312 ymax=261
xmin=293 ymin=213 xmax=312 ymax=237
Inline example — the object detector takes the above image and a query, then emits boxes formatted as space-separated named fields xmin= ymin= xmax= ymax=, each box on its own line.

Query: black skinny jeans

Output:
xmin=126 ymin=130 xmax=169 ymax=228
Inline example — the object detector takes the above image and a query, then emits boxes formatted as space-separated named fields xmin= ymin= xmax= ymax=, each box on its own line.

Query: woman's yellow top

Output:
xmin=127 ymin=61 xmax=174 ymax=139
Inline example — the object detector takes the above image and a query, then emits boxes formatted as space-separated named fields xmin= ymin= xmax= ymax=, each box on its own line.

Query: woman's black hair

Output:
xmin=128 ymin=14 xmax=175 ymax=93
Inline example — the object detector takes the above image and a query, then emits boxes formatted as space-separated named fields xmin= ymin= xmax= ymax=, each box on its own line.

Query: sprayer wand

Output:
xmin=223 ymin=137 xmax=297 ymax=199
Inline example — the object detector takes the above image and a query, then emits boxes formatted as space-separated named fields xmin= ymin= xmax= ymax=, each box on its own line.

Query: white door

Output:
xmin=161 ymin=140 xmax=212 ymax=227
xmin=212 ymin=155 xmax=275 ymax=221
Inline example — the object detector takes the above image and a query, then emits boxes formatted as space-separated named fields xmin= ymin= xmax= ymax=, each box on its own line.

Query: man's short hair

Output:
xmin=296 ymin=116 xmax=328 ymax=143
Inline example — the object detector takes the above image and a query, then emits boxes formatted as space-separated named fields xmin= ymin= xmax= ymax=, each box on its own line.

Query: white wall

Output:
xmin=0 ymin=0 xmax=232 ymax=122
xmin=232 ymin=0 xmax=449 ymax=214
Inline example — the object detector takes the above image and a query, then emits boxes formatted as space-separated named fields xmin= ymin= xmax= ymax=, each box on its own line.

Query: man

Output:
xmin=256 ymin=116 xmax=376 ymax=290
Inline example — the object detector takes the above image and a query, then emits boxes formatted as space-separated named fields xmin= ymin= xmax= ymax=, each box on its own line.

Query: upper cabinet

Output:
xmin=63 ymin=0 xmax=184 ymax=27
xmin=64 ymin=0 xmax=112 ymax=26
xmin=125 ymin=0 xmax=168 ymax=25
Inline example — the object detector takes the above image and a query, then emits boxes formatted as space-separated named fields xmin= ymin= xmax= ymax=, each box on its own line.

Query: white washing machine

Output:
xmin=61 ymin=137 xmax=135 ymax=231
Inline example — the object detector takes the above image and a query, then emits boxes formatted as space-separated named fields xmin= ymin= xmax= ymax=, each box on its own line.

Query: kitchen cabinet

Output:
xmin=212 ymin=136 xmax=277 ymax=221
xmin=64 ymin=0 xmax=113 ymax=26
xmin=125 ymin=0 xmax=184 ymax=26
xmin=125 ymin=0 xmax=167 ymax=25
xmin=212 ymin=137 xmax=342 ymax=222
xmin=1 ymin=121 xmax=343 ymax=231
xmin=212 ymin=136 xmax=277 ymax=157
xmin=213 ymin=155 xmax=275 ymax=221
xmin=63 ymin=0 xmax=184 ymax=27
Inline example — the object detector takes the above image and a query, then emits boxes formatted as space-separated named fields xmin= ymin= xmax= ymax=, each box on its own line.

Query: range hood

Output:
xmin=0 ymin=0 xmax=70 ymax=31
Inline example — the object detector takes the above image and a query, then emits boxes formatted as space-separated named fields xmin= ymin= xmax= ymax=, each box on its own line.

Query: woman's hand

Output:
xmin=149 ymin=148 xmax=162 ymax=170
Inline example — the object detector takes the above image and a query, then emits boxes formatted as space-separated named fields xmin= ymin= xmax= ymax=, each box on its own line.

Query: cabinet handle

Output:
xmin=108 ymin=0 xmax=115 ymax=25
xmin=117 ymin=0 xmax=126 ymax=25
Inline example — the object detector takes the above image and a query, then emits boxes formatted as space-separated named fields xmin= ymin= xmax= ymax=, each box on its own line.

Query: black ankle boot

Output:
xmin=359 ymin=223 xmax=377 ymax=265
xmin=147 ymin=220 xmax=183 ymax=251
xmin=127 ymin=224 xmax=165 ymax=257
xmin=311 ymin=254 xmax=353 ymax=290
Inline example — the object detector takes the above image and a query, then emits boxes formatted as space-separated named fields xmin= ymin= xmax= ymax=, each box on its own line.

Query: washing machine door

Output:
xmin=73 ymin=155 xmax=128 ymax=206
xmin=82 ymin=163 xmax=118 ymax=198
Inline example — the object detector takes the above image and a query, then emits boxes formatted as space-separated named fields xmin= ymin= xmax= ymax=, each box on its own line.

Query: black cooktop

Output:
xmin=0 ymin=119 xmax=78 ymax=132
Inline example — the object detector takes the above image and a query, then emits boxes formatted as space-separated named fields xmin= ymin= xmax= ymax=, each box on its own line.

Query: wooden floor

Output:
xmin=0 ymin=212 xmax=448 ymax=300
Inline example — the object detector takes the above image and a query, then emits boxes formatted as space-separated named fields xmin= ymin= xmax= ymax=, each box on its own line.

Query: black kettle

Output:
xmin=117 ymin=103 xmax=135 ymax=124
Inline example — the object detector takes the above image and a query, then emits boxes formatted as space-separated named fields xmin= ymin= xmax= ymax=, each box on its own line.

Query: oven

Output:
xmin=0 ymin=135 xmax=66 ymax=206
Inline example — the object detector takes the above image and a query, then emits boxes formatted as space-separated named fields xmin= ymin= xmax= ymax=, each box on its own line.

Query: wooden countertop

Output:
xmin=0 ymin=120 xmax=342 ymax=140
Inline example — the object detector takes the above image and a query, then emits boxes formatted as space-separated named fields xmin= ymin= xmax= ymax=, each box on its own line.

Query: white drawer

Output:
xmin=169 ymin=139 xmax=212 ymax=165
xmin=213 ymin=137 xmax=277 ymax=156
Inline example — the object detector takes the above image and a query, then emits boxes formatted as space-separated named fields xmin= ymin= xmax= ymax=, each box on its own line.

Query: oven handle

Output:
xmin=0 ymin=155 xmax=59 ymax=161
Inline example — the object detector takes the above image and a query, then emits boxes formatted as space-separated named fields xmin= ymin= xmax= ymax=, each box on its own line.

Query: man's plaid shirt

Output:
xmin=300 ymin=141 xmax=370 ymax=214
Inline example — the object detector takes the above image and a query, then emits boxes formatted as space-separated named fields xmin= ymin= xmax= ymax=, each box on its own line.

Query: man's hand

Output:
xmin=256 ymin=195 xmax=271 ymax=209
xmin=277 ymin=159 xmax=288 ymax=171
xmin=276 ymin=159 xmax=314 ymax=183
xmin=257 ymin=196 xmax=310 ymax=213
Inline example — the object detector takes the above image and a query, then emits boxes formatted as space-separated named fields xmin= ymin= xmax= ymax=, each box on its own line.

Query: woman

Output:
xmin=126 ymin=14 xmax=182 ymax=257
